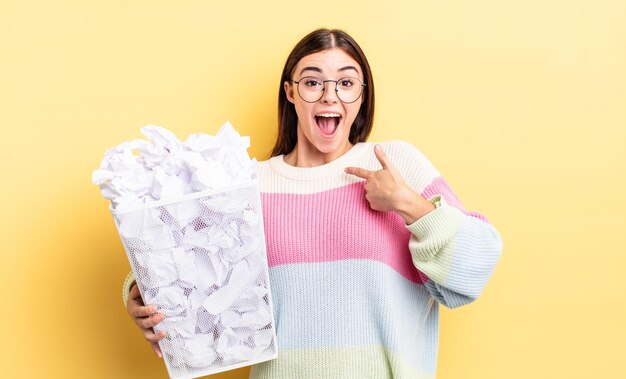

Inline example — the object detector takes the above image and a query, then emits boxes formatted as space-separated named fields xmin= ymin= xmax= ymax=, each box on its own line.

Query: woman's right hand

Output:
xmin=126 ymin=283 xmax=166 ymax=358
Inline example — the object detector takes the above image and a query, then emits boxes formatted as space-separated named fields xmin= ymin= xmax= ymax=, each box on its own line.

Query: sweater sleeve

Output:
xmin=384 ymin=141 xmax=503 ymax=309
xmin=122 ymin=270 xmax=136 ymax=306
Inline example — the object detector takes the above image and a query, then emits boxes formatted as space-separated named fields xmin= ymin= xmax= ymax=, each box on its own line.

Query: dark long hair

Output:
xmin=270 ymin=28 xmax=375 ymax=157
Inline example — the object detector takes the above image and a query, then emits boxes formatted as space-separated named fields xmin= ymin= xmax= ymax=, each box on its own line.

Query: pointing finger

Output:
xmin=374 ymin=144 xmax=391 ymax=170
xmin=345 ymin=167 xmax=372 ymax=179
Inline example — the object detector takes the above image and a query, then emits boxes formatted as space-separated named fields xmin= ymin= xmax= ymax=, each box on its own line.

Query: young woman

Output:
xmin=124 ymin=28 xmax=502 ymax=378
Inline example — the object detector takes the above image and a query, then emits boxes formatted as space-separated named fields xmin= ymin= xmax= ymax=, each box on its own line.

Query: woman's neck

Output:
xmin=283 ymin=141 xmax=354 ymax=167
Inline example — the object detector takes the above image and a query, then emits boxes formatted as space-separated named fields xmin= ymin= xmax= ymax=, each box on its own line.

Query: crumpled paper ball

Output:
xmin=92 ymin=121 xmax=257 ymax=210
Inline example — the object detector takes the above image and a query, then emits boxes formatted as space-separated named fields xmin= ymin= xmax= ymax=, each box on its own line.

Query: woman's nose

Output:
xmin=320 ymin=81 xmax=339 ymax=103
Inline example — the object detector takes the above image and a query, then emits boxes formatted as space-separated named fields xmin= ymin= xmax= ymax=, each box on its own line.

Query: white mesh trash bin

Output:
xmin=111 ymin=181 xmax=278 ymax=379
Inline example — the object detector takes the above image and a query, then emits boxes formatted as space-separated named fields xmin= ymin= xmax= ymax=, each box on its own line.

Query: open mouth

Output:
xmin=315 ymin=113 xmax=342 ymax=137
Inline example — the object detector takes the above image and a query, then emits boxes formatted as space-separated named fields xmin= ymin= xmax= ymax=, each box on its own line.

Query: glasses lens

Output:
xmin=297 ymin=77 xmax=324 ymax=102
xmin=336 ymin=77 xmax=363 ymax=103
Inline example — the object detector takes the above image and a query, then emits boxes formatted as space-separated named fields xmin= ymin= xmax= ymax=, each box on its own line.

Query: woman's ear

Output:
xmin=284 ymin=81 xmax=295 ymax=104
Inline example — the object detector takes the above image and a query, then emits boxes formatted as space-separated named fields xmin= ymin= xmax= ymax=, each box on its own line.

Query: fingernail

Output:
xmin=375 ymin=144 xmax=381 ymax=151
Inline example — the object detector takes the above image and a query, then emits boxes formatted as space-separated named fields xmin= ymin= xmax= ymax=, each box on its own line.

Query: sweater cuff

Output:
xmin=405 ymin=195 xmax=464 ymax=261
xmin=122 ymin=271 xmax=136 ymax=306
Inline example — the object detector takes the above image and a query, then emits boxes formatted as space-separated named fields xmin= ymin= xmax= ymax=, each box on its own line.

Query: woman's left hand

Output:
xmin=345 ymin=144 xmax=435 ymax=224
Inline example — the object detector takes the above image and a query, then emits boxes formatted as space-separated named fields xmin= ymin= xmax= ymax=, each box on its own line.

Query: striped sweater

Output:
xmin=249 ymin=141 xmax=502 ymax=378
xmin=123 ymin=140 xmax=502 ymax=378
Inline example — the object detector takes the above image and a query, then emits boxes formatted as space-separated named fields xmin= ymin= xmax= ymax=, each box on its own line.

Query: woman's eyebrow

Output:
xmin=338 ymin=65 xmax=359 ymax=74
xmin=299 ymin=66 xmax=323 ymax=76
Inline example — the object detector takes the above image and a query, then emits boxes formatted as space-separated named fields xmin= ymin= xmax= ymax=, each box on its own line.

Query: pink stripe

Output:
xmin=261 ymin=182 xmax=427 ymax=284
xmin=421 ymin=177 xmax=491 ymax=224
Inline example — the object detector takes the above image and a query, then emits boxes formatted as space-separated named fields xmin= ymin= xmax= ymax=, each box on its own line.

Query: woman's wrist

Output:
xmin=395 ymin=189 xmax=436 ymax=225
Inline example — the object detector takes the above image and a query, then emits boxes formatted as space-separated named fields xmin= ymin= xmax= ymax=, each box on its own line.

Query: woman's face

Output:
xmin=284 ymin=48 xmax=365 ymax=162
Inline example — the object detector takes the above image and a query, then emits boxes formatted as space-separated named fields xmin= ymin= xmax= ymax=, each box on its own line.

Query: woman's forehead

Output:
xmin=294 ymin=48 xmax=362 ymax=76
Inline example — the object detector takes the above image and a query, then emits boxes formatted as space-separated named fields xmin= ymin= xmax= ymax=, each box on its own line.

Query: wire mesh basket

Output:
xmin=111 ymin=181 xmax=277 ymax=379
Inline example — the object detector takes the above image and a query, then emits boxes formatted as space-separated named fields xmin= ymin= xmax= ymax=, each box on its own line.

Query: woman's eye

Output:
xmin=304 ymin=79 xmax=322 ymax=87
xmin=339 ymin=79 xmax=354 ymax=87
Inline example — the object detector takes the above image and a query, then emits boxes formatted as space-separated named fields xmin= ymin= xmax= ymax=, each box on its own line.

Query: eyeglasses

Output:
xmin=292 ymin=76 xmax=366 ymax=104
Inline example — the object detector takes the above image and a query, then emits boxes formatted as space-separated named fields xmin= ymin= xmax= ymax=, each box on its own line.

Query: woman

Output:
xmin=124 ymin=28 xmax=502 ymax=378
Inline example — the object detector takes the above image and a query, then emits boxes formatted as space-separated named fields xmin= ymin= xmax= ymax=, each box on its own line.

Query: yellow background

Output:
xmin=1 ymin=0 xmax=625 ymax=378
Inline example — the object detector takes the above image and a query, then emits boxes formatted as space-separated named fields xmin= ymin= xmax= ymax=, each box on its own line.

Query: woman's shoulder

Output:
xmin=372 ymin=140 xmax=440 ymax=183
xmin=374 ymin=140 xmax=430 ymax=162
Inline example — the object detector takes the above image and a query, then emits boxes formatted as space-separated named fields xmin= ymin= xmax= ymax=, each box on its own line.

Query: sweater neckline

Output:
xmin=268 ymin=142 xmax=370 ymax=181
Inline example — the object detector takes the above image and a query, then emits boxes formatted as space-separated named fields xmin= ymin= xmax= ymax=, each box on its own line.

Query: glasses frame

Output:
xmin=292 ymin=76 xmax=366 ymax=104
